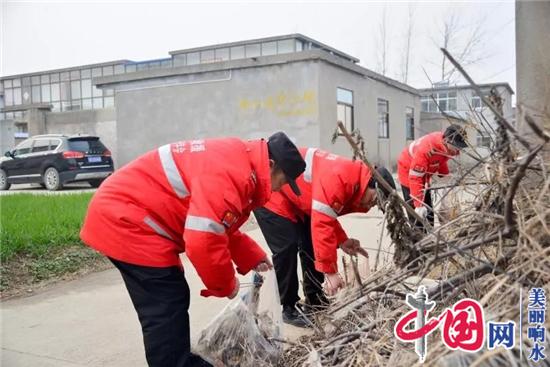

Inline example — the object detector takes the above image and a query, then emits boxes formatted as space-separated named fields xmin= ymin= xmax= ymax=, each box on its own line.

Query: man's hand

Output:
xmin=254 ymin=257 xmax=274 ymax=272
xmin=414 ymin=206 xmax=428 ymax=219
xmin=227 ymin=277 xmax=240 ymax=299
xmin=323 ymin=272 xmax=344 ymax=296
xmin=339 ymin=238 xmax=361 ymax=256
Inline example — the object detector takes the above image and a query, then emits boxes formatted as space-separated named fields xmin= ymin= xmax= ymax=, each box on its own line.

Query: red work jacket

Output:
xmin=397 ymin=132 xmax=456 ymax=207
xmin=264 ymin=148 xmax=372 ymax=274
xmin=80 ymin=138 xmax=271 ymax=298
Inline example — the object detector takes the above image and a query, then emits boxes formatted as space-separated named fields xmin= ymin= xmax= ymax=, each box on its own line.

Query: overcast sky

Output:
xmin=1 ymin=0 xmax=516 ymax=92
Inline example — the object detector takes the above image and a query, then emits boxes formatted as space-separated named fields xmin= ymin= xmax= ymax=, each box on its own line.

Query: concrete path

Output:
xmin=0 ymin=183 xmax=95 ymax=196
xmin=1 ymin=212 xmax=393 ymax=366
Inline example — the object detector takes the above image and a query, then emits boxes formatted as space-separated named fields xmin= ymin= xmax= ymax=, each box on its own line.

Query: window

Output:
xmin=337 ymin=88 xmax=354 ymax=132
xmin=477 ymin=133 xmax=491 ymax=148
xmin=32 ymin=139 xmax=50 ymax=153
xmin=49 ymin=139 xmax=62 ymax=150
xmin=14 ymin=139 xmax=33 ymax=156
xmin=13 ymin=88 xmax=22 ymax=105
xmin=81 ymin=79 xmax=92 ymax=99
xmin=41 ymin=75 xmax=50 ymax=84
xmin=71 ymin=80 xmax=81 ymax=99
xmin=4 ymin=79 xmax=13 ymax=88
xmin=187 ymin=52 xmax=200 ymax=65
xmin=471 ymin=96 xmax=482 ymax=109
xmin=41 ymin=84 xmax=51 ymax=103
xmin=102 ymin=66 xmax=113 ymax=76
xmin=261 ymin=42 xmax=277 ymax=56
xmin=93 ymin=97 xmax=103 ymax=109
xmin=13 ymin=79 xmax=21 ymax=87
xmin=230 ymin=46 xmax=245 ymax=59
xmin=60 ymin=72 xmax=70 ymax=81
xmin=421 ymin=91 xmax=457 ymax=112
xmin=82 ymin=98 xmax=93 ymax=110
xmin=245 ymin=43 xmax=261 ymax=58
xmin=200 ymin=50 xmax=215 ymax=63
xmin=93 ymin=86 xmax=103 ymax=98
xmin=114 ymin=64 xmax=125 ymax=74
xmin=296 ymin=40 xmax=304 ymax=51
xmin=31 ymin=76 xmax=41 ymax=85
xmin=60 ymin=81 xmax=71 ymax=101
xmin=173 ymin=54 xmax=186 ymax=67
xmin=32 ymin=86 xmax=41 ymax=103
xmin=160 ymin=59 xmax=172 ymax=68
xmin=215 ymin=48 xmax=229 ymax=61
xmin=405 ymin=107 xmax=415 ymax=140
xmin=50 ymin=73 xmax=60 ymax=82
xmin=104 ymin=97 xmax=114 ymax=108
xmin=70 ymin=70 xmax=80 ymax=80
xmin=51 ymin=83 xmax=60 ymax=101
xmin=277 ymin=39 xmax=294 ymax=54
xmin=125 ymin=64 xmax=137 ymax=73
xmin=4 ymin=89 xmax=13 ymax=106
xmin=92 ymin=68 xmax=102 ymax=78
xmin=81 ymin=69 xmax=91 ymax=79
xmin=378 ymin=99 xmax=389 ymax=138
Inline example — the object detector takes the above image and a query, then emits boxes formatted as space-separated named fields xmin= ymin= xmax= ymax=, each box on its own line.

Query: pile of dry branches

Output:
xmin=278 ymin=51 xmax=550 ymax=367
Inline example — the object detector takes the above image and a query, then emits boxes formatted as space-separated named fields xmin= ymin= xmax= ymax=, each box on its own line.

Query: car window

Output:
xmin=14 ymin=139 xmax=33 ymax=156
xmin=68 ymin=138 xmax=106 ymax=154
xmin=32 ymin=139 xmax=50 ymax=153
xmin=49 ymin=139 xmax=61 ymax=151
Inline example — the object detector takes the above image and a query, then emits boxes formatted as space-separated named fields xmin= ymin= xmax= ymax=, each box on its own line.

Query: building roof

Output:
xmin=418 ymin=82 xmax=514 ymax=95
xmin=168 ymin=34 xmax=360 ymax=64
xmin=0 ymin=60 xmax=131 ymax=81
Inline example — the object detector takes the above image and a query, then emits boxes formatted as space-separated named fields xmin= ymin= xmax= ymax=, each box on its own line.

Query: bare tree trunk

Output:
xmin=377 ymin=6 xmax=389 ymax=76
xmin=401 ymin=4 xmax=415 ymax=84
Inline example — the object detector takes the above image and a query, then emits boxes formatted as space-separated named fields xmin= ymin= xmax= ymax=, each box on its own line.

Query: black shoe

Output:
xmin=282 ymin=306 xmax=311 ymax=328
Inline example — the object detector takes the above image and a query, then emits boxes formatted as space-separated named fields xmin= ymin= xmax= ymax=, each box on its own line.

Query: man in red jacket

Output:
xmin=80 ymin=132 xmax=305 ymax=367
xmin=397 ymin=124 xmax=467 ymax=227
xmin=254 ymin=148 xmax=395 ymax=327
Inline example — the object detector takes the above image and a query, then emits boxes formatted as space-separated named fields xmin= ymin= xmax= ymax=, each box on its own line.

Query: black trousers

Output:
xmin=254 ymin=207 xmax=326 ymax=308
xmin=110 ymin=258 xmax=212 ymax=367
xmin=401 ymin=185 xmax=435 ymax=227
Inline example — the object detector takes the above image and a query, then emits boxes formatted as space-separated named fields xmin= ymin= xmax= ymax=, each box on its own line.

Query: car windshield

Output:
xmin=68 ymin=138 xmax=106 ymax=154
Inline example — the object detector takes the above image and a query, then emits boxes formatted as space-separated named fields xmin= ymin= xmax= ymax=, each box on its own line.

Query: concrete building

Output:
xmin=418 ymin=82 xmax=515 ymax=148
xmin=1 ymin=34 xmax=421 ymax=170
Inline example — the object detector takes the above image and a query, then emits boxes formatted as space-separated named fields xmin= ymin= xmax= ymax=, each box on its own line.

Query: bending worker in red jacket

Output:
xmin=80 ymin=132 xmax=305 ymax=367
xmin=254 ymin=148 xmax=395 ymax=327
xmin=397 ymin=124 xmax=468 ymax=226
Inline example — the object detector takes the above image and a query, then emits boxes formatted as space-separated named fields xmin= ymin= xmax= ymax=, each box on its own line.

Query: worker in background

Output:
xmin=254 ymin=148 xmax=395 ymax=327
xmin=397 ymin=124 xmax=468 ymax=227
xmin=80 ymin=132 xmax=305 ymax=367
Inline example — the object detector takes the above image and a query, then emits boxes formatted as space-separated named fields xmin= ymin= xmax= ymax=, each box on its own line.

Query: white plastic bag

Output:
xmin=195 ymin=270 xmax=283 ymax=367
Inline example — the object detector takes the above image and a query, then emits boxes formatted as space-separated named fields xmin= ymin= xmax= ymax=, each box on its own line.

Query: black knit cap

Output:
xmin=444 ymin=124 xmax=468 ymax=149
xmin=267 ymin=132 xmax=306 ymax=196
xmin=368 ymin=166 xmax=396 ymax=197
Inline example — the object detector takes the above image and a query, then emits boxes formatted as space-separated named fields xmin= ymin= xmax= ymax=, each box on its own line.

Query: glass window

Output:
xmin=70 ymin=70 xmax=80 ymax=80
xmin=438 ymin=99 xmax=447 ymax=112
xmin=200 ymin=50 xmax=215 ymax=63
xmin=160 ymin=59 xmax=172 ymax=68
xmin=32 ymin=86 xmax=41 ymax=103
xmin=32 ymin=139 xmax=50 ymax=153
xmin=114 ymin=64 xmax=125 ymax=74
xmin=377 ymin=99 xmax=389 ymax=138
xmin=70 ymin=100 xmax=81 ymax=110
xmin=448 ymin=98 xmax=457 ymax=111
xmin=102 ymin=66 xmax=113 ymax=76
xmin=406 ymin=107 xmax=415 ymax=140
xmin=261 ymin=42 xmax=277 ymax=56
xmin=148 ymin=61 xmax=161 ymax=70
xmin=82 ymin=98 xmax=93 ymax=110
xmin=81 ymin=69 xmax=91 ymax=78
xmin=215 ymin=48 xmax=229 ymax=61
xmin=471 ymin=96 xmax=481 ymax=109
xmin=245 ymin=43 xmax=260 ymax=58
xmin=421 ymin=99 xmax=429 ymax=112
xmin=278 ymin=39 xmax=294 ymax=54
xmin=31 ymin=76 xmax=40 ymax=85
xmin=92 ymin=68 xmax=102 ymax=77
xmin=137 ymin=63 xmax=148 ymax=71
xmin=60 ymin=72 xmax=70 ymax=81
xmin=22 ymin=86 xmax=31 ymax=103
xmin=93 ymin=86 xmax=102 ymax=98
xmin=49 ymin=139 xmax=61 ymax=150
xmin=187 ymin=52 xmax=200 ymax=65
xmin=125 ymin=64 xmax=137 ymax=73
xmin=337 ymin=88 xmax=353 ymax=104
xmin=81 ymin=79 xmax=92 ymax=99
xmin=230 ymin=46 xmax=245 ymax=60
xmin=5 ymin=89 xmax=13 ymax=106
xmin=22 ymin=77 xmax=31 ymax=86
xmin=51 ymin=83 xmax=60 ymax=101
xmin=13 ymin=79 xmax=21 ymax=87
xmin=428 ymin=99 xmax=437 ymax=112
xmin=4 ymin=79 xmax=12 ymax=88
xmin=60 ymin=81 xmax=71 ymax=101
xmin=51 ymin=102 xmax=61 ymax=112
xmin=41 ymin=84 xmax=51 ymax=102
xmin=296 ymin=40 xmax=304 ymax=51
xmin=93 ymin=97 xmax=103 ymax=109
xmin=13 ymin=88 xmax=21 ymax=105
xmin=104 ymin=97 xmax=114 ymax=108
xmin=14 ymin=139 xmax=33 ymax=155
xmin=41 ymin=75 xmax=50 ymax=84
xmin=71 ymin=80 xmax=81 ymax=99
xmin=61 ymin=101 xmax=72 ymax=111
xmin=103 ymin=89 xmax=113 ymax=96
xmin=173 ymin=54 xmax=186 ymax=67
xmin=50 ymin=73 xmax=60 ymax=82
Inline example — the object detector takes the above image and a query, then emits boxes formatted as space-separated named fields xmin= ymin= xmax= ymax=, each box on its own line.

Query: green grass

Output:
xmin=0 ymin=193 xmax=93 ymax=262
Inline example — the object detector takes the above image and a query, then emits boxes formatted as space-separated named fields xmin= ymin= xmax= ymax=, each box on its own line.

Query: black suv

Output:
xmin=0 ymin=134 xmax=114 ymax=191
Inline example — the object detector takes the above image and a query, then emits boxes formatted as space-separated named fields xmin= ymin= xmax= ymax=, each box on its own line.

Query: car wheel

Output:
xmin=43 ymin=167 xmax=63 ymax=191
xmin=0 ymin=169 xmax=11 ymax=190
xmin=88 ymin=179 xmax=105 ymax=188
